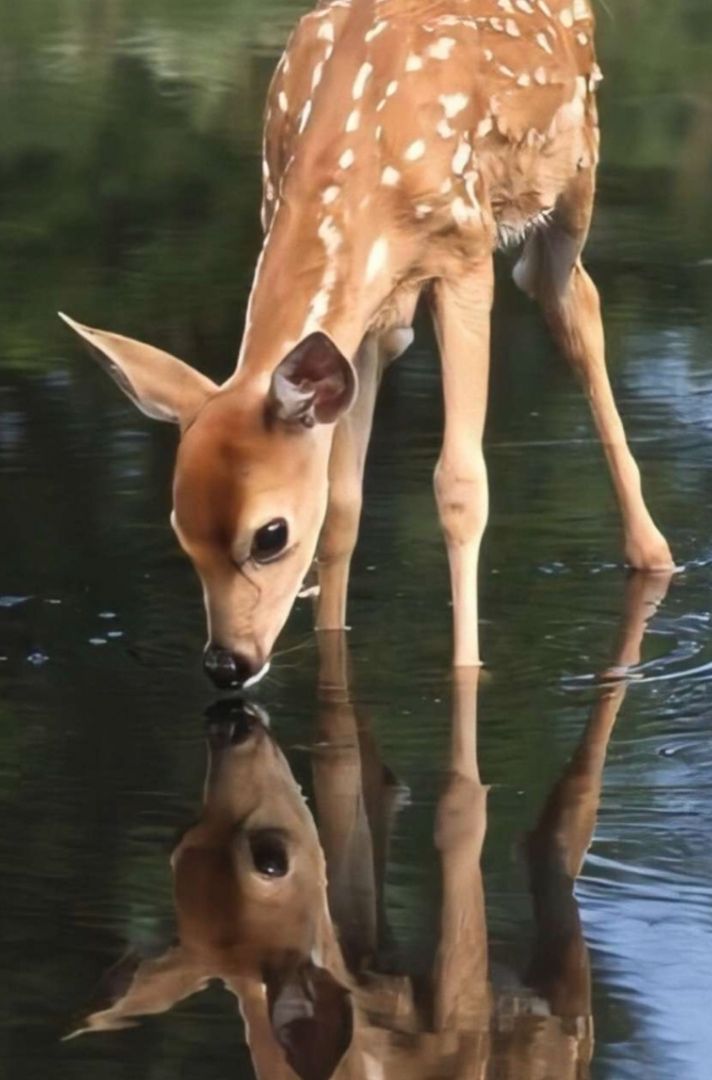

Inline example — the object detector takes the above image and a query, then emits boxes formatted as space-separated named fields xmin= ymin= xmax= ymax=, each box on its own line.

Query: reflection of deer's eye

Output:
xmin=249 ymin=830 xmax=289 ymax=878
xmin=251 ymin=519 xmax=288 ymax=564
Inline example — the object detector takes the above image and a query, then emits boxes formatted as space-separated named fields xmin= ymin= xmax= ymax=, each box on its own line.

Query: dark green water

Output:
xmin=1 ymin=1 xmax=712 ymax=1077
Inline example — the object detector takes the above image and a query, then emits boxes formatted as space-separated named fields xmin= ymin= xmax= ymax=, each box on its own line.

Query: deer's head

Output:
xmin=60 ymin=316 xmax=356 ymax=687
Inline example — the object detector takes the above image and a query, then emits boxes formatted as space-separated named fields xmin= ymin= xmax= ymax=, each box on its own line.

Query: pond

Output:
xmin=1 ymin=1 xmax=712 ymax=1077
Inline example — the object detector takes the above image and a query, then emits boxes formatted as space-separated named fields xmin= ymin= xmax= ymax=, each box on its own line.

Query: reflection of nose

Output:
xmin=203 ymin=645 xmax=255 ymax=690
xmin=204 ymin=698 xmax=265 ymax=745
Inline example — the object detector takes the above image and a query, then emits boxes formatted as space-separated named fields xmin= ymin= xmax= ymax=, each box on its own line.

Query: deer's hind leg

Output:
xmin=513 ymin=172 xmax=674 ymax=571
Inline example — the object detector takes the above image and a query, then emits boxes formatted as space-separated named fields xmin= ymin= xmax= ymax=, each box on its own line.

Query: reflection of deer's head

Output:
xmin=72 ymin=699 xmax=354 ymax=1079
xmin=71 ymin=573 xmax=672 ymax=1080
xmin=175 ymin=702 xmax=325 ymax=962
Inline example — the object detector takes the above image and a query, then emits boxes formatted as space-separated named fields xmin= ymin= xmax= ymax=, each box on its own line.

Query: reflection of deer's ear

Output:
xmin=63 ymin=945 xmax=201 ymax=1041
xmin=59 ymin=313 xmax=218 ymax=429
xmin=268 ymin=333 xmax=357 ymax=427
xmin=266 ymin=961 xmax=353 ymax=1080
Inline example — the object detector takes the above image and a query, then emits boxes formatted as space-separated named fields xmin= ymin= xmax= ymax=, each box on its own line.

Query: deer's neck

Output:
xmin=236 ymin=182 xmax=402 ymax=378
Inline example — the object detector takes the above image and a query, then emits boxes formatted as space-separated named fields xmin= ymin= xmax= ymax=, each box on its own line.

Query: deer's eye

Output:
xmin=249 ymin=830 xmax=289 ymax=878
xmin=251 ymin=518 xmax=289 ymax=564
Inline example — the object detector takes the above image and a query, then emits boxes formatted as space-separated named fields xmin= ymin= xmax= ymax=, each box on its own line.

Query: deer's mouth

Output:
xmin=243 ymin=660 xmax=271 ymax=689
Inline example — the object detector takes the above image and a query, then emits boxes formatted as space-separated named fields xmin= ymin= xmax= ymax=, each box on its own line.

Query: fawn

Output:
xmin=61 ymin=0 xmax=673 ymax=688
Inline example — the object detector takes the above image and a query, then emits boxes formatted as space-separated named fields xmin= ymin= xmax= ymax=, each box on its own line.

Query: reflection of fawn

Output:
xmin=72 ymin=573 xmax=671 ymax=1079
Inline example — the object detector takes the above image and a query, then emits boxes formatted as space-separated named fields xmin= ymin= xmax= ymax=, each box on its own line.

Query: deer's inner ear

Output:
xmin=266 ymin=960 xmax=353 ymax=1080
xmin=268 ymin=333 xmax=357 ymax=427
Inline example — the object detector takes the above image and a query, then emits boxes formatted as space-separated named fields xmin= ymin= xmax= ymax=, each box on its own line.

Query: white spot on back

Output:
xmin=353 ymin=62 xmax=373 ymax=99
xmin=303 ymin=214 xmax=342 ymax=333
xmin=452 ymin=197 xmax=478 ymax=226
xmin=365 ymin=20 xmax=388 ymax=43
xmin=404 ymin=139 xmax=426 ymax=161
xmin=427 ymin=37 xmax=456 ymax=60
xmin=439 ymin=93 xmax=469 ymax=118
xmin=299 ymin=100 xmax=312 ymax=132
xmin=365 ymin=237 xmax=389 ymax=283
xmin=452 ymin=139 xmax=471 ymax=175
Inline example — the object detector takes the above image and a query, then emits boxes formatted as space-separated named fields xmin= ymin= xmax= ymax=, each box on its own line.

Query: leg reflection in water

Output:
xmin=69 ymin=573 xmax=672 ymax=1079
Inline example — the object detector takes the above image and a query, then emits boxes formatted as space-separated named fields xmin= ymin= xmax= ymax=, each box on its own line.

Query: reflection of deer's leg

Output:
xmin=515 ymin=174 xmax=673 ymax=571
xmin=434 ymin=669 xmax=490 ymax=1035
xmin=316 ymin=321 xmax=414 ymax=630
xmin=312 ymin=630 xmax=378 ymax=968
xmin=431 ymin=263 xmax=493 ymax=667
xmin=526 ymin=571 xmax=672 ymax=1019
xmin=358 ymin=720 xmax=405 ymax=965
xmin=313 ymin=631 xmax=405 ymax=971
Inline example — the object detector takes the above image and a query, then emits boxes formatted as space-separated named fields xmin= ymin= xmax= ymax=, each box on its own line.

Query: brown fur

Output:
xmin=61 ymin=0 xmax=673 ymax=680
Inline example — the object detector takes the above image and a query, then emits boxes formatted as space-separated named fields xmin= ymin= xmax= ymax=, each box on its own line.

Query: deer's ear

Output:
xmin=266 ymin=961 xmax=353 ymax=1080
xmin=63 ymin=945 xmax=199 ymax=1041
xmin=59 ymin=313 xmax=217 ymax=428
xmin=269 ymin=332 xmax=357 ymax=427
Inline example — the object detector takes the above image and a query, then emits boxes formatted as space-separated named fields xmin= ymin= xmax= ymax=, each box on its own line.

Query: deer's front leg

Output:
xmin=316 ymin=335 xmax=385 ymax=630
xmin=317 ymin=328 xmax=412 ymax=630
xmin=431 ymin=263 xmax=494 ymax=668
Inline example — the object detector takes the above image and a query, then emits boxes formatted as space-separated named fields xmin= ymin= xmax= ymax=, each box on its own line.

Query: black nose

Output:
xmin=203 ymin=645 xmax=254 ymax=690
xmin=204 ymin=699 xmax=265 ymax=746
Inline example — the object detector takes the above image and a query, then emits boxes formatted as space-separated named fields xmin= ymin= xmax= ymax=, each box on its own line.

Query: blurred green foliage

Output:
xmin=1 ymin=6 xmax=711 ymax=1079
xmin=0 ymin=0 xmax=710 ymax=372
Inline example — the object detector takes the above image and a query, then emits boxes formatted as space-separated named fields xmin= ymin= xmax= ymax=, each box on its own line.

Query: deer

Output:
xmin=67 ymin=570 xmax=671 ymax=1077
xmin=60 ymin=0 xmax=674 ymax=689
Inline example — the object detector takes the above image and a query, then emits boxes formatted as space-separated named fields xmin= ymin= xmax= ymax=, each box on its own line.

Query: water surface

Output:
xmin=1 ymin=1 xmax=712 ymax=1078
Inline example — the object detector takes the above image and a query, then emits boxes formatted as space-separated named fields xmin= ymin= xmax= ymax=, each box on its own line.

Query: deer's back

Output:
xmin=263 ymin=0 xmax=601 ymax=260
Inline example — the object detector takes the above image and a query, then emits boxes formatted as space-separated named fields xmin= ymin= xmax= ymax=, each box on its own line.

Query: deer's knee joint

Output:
xmin=319 ymin=484 xmax=363 ymax=563
xmin=434 ymin=460 xmax=488 ymax=545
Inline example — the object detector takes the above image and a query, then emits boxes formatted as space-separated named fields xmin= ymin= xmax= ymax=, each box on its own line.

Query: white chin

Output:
xmin=243 ymin=661 xmax=271 ymax=689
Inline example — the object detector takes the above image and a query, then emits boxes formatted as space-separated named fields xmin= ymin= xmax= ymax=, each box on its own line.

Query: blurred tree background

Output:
xmin=1 ymin=5 xmax=711 ymax=1078
xmin=0 ymin=0 xmax=710 ymax=373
